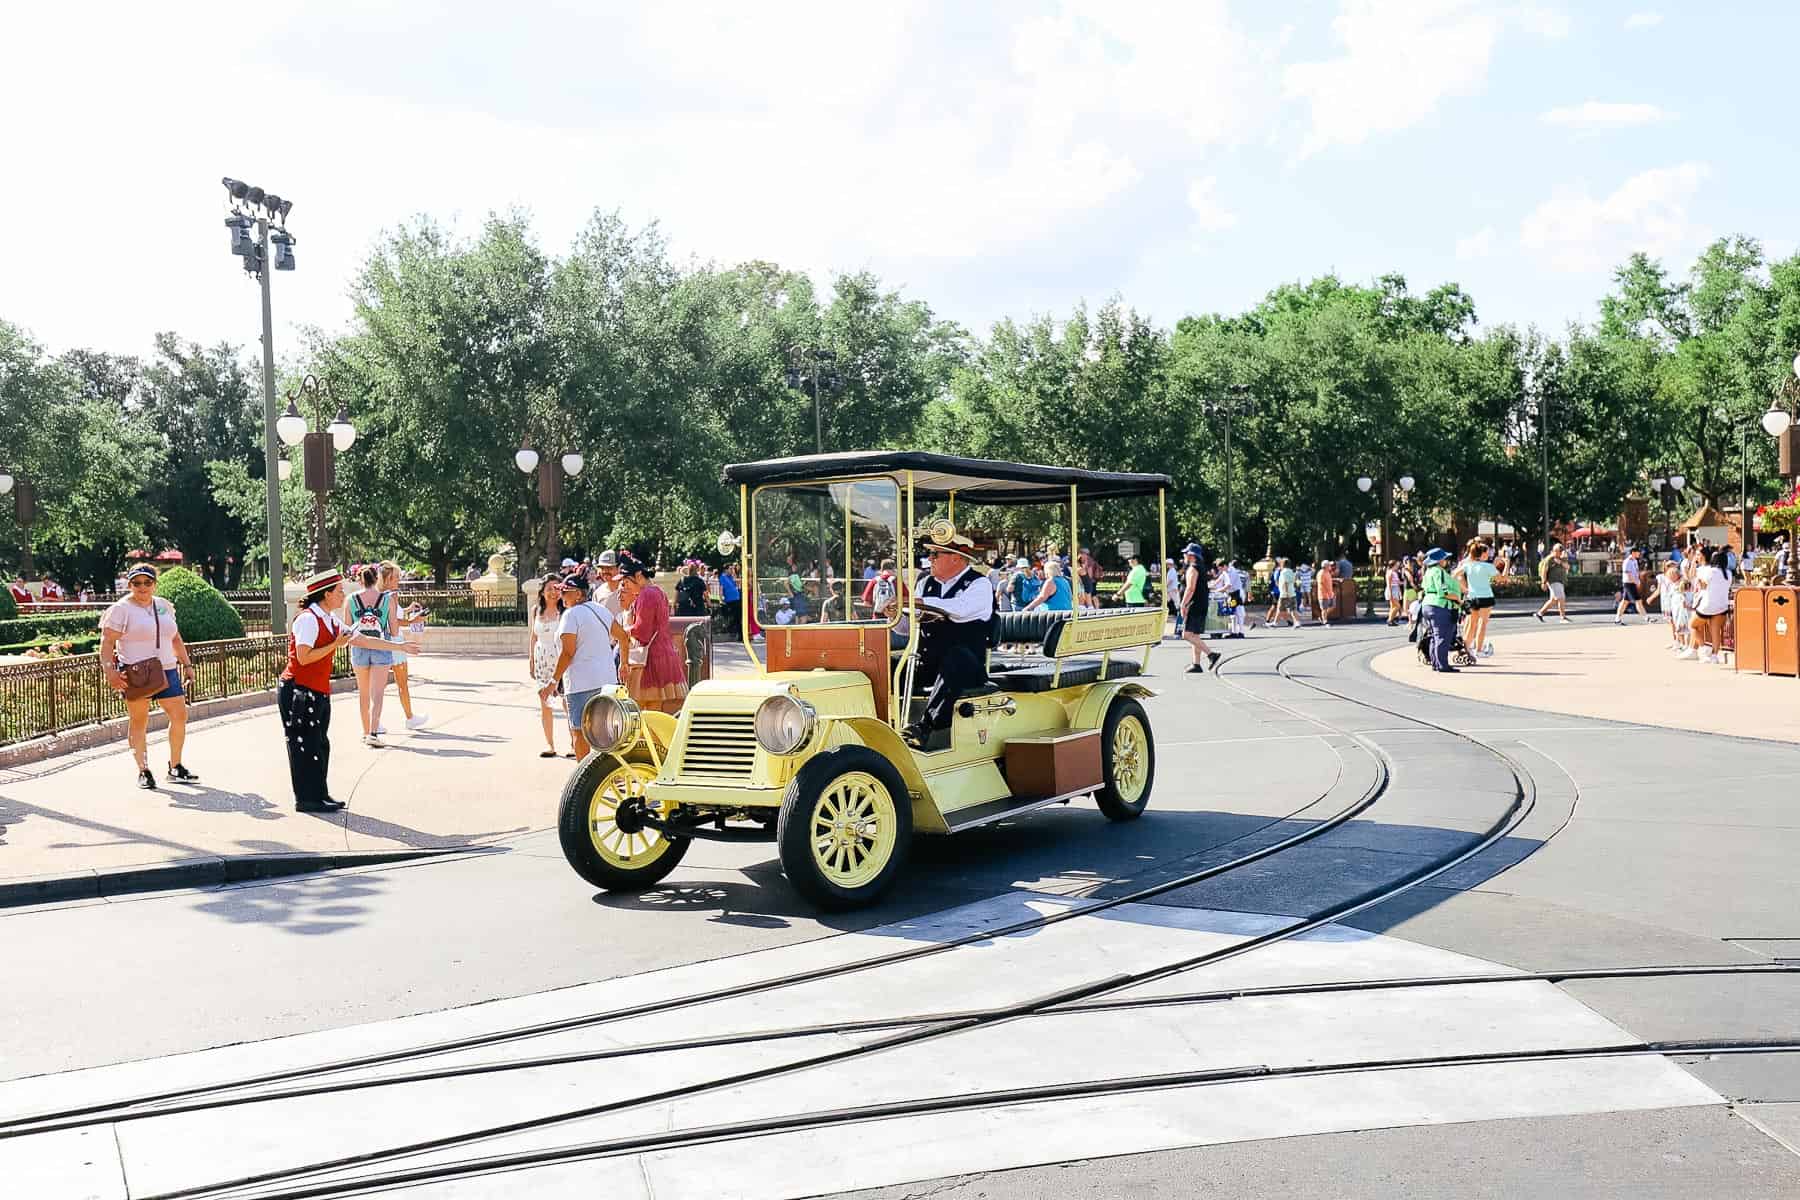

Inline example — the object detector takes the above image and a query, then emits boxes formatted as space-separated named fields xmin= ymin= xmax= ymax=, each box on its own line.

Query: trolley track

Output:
xmin=109 ymin=632 xmax=1577 ymax=1199
xmin=0 ymin=640 xmax=1387 ymax=1140
xmin=214 ymin=1039 xmax=1800 ymax=1200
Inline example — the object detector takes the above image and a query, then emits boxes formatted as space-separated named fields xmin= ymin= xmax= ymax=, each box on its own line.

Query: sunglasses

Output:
xmin=128 ymin=578 xmax=156 ymax=588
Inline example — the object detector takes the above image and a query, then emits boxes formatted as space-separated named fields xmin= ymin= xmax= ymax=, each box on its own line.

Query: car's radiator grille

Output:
xmin=679 ymin=712 xmax=758 ymax=779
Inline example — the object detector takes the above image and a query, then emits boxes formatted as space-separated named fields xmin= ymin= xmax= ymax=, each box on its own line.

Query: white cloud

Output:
xmin=1282 ymin=1 xmax=1564 ymax=158
xmin=1540 ymin=101 xmax=1673 ymax=131
xmin=1186 ymin=177 xmax=1238 ymax=233
xmin=1624 ymin=12 xmax=1664 ymax=29
xmin=1456 ymin=227 xmax=1498 ymax=260
xmin=1519 ymin=163 xmax=1711 ymax=273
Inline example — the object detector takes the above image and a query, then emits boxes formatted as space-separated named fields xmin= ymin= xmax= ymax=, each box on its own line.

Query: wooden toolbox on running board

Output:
xmin=1004 ymin=730 xmax=1102 ymax=798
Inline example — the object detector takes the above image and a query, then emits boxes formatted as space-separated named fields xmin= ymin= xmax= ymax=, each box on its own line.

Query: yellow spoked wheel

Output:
xmin=779 ymin=747 xmax=914 ymax=910
xmin=809 ymin=771 xmax=899 ymax=890
xmin=1096 ymin=697 xmax=1155 ymax=821
xmin=557 ymin=752 xmax=689 ymax=892
xmin=588 ymin=760 xmax=666 ymax=867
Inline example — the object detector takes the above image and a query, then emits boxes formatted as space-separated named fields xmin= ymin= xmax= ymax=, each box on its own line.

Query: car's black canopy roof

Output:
xmin=722 ymin=451 xmax=1170 ymax=505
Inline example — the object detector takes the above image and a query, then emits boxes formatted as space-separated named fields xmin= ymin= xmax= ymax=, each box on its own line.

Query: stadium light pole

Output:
xmin=221 ymin=177 xmax=297 ymax=629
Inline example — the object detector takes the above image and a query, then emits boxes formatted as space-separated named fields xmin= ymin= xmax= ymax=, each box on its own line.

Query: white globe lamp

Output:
xmin=560 ymin=452 xmax=585 ymax=477
xmin=514 ymin=447 xmax=540 ymax=474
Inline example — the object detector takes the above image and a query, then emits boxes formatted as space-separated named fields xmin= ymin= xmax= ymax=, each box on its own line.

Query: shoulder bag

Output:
xmin=117 ymin=601 xmax=168 ymax=700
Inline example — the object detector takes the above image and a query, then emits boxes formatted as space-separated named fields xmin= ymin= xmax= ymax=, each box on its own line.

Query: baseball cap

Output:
xmin=596 ymin=550 xmax=618 ymax=567
xmin=560 ymin=557 xmax=577 ymax=568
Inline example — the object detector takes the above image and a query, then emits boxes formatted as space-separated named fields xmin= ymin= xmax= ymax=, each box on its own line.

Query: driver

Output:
xmin=903 ymin=527 xmax=995 ymax=748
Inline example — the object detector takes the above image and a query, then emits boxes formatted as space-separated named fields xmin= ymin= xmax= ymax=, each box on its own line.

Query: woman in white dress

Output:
xmin=528 ymin=575 xmax=568 ymax=757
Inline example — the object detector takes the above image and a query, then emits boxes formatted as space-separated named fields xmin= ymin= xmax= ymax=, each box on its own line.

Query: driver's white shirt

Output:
xmin=919 ymin=565 xmax=994 ymax=623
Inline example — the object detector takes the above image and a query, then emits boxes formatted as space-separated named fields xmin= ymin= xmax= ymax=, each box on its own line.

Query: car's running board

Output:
xmin=943 ymin=787 xmax=1095 ymax=833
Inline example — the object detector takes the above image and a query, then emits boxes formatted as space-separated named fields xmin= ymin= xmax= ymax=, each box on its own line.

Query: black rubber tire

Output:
xmin=557 ymin=751 xmax=690 ymax=892
xmin=1095 ymin=696 xmax=1155 ymax=821
xmin=777 ymin=746 xmax=914 ymax=911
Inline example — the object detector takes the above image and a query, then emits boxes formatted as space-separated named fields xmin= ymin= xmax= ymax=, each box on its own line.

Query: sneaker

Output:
xmin=138 ymin=768 xmax=156 ymax=790
xmin=405 ymin=713 xmax=430 ymax=730
xmin=1676 ymin=647 xmax=1696 ymax=659
xmin=1207 ymin=650 xmax=1223 ymax=672
xmin=1534 ymin=611 xmax=1545 ymax=623
xmin=1185 ymin=663 xmax=1206 ymax=674
xmin=1643 ymin=616 xmax=1655 ymax=624
xmin=373 ymin=725 xmax=387 ymax=736
xmin=1559 ymin=617 xmax=1573 ymax=624
xmin=365 ymin=734 xmax=383 ymax=747
xmin=1613 ymin=617 xmax=1625 ymax=625
xmin=166 ymin=763 xmax=200 ymax=782
xmin=1480 ymin=645 xmax=1495 ymax=657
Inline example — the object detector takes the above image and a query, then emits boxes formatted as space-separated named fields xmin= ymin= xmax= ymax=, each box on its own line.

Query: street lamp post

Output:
xmin=1648 ymin=468 xmax=1684 ymax=560
xmin=1356 ymin=471 xmax=1415 ymax=618
xmin=1200 ymin=384 xmax=1253 ymax=564
xmin=515 ymin=444 xmax=586 ymax=577
xmin=221 ymin=176 xmax=298 ymax=629
xmin=786 ymin=348 xmax=843 ymax=581
xmin=276 ymin=375 xmax=355 ymax=575
xmin=0 ymin=469 xmax=34 ymax=578
xmin=1761 ymin=354 xmax=1800 ymax=584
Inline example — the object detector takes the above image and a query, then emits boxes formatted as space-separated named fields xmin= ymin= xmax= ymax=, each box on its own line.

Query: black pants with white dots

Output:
xmin=278 ymin=680 xmax=332 ymax=807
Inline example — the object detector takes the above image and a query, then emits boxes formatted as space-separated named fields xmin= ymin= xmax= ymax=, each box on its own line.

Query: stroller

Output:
xmin=1410 ymin=599 xmax=1475 ymax=668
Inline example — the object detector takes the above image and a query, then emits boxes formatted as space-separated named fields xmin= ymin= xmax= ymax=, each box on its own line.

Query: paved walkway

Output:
xmin=0 ymin=656 xmax=582 ymax=893
xmin=1370 ymin=619 xmax=1800 ymax=743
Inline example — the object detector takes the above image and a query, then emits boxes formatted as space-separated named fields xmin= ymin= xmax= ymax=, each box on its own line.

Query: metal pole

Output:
xmin=1540 ymin=392 xmax=1550 ymax=564
xmin=1223 ymin=414 xmax=1235 ymax=565
xmin=1742 ymin=429 xmax=1751 ymax=568
xmin=257 ymin=217 xmax=286 ymax=632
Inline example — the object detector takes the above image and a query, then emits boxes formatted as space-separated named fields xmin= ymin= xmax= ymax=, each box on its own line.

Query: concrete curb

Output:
xmin=0 ymin=846 xmax=488 ymax=910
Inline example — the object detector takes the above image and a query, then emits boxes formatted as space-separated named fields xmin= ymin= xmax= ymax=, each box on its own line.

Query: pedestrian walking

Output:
xmin=348 ymin=566 xmax=401 ymax=747
xmin=1225 ymin=559 xmax=1248 ymax=637
xmin=545 ymin=571 xmax=626 ymax=759
xmin=1456 ymin=540 xmax=1499 ymax=657
xmin=1421 ymin=548 xmax=1465 ymax=672
xmin=674 ymin=561 xmax=708 ymax=617
xmin=1685 ymin=549 xmax=1733 ymax=663
xmin=1316 ymin=558 xmax=1338 ymax=628
xmin=98 ymin=564 xmax=198 ymax=791
xmin=529 ymin=574 xmax=567 ymax=757
xmin=1022 ymin=557 xmax=1075 ymax=611
xmin=1384 ymin=559 xmax=1404 ymax=625
xmin=618 ymin=553 xmax=689 ymax=714
xmin=278 ymin=569 xmax=419 ymax=813
xmin=719 ymin=561 xmax=743 ymax=639
xmin=1178 ymin=543 xmax=1222 ymax=674
xmin=1295 ymin=561 xmax=1314 ymax=621
xmin=1122 ymin=554 xmax=1149 ymax=607
xmin=1535 ymin=542 xmax=1571 ymax=622
xmin=1270 ymin=557 xmax=1301 ymax=628
xmin=1165 ymin=558 xmax=1183 ymax=635
xmin=376 ymin=563 xmax=430 ymax=732
xmin=1614 ymin=547 xmax=1651 ymax=624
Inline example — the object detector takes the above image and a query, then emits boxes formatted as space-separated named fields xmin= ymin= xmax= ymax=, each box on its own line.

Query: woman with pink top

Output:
xmin=616 ymin=554 xmax=689 ymax=713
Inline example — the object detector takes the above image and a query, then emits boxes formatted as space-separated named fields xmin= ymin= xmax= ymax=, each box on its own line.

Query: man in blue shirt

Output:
xmin=719 ymin=562 xmax=742 ymax=638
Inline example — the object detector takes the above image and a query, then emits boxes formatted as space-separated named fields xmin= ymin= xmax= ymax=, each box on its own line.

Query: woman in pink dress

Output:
xmin=616 ymin=554 xmax=689 ymax=713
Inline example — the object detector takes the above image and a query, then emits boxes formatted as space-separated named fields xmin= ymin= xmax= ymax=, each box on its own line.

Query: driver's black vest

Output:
xmin=918 ymin=569 xmax=994 ymax=660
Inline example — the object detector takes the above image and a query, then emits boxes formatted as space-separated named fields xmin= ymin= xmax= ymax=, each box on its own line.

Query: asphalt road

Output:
xmin=3 ymin=618 xmax=1796 ymax=1198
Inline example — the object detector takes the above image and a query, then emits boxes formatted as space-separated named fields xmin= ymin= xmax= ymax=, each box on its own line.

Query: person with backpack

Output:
xmin=1534 ymin=542 xmax=1571 ymax=622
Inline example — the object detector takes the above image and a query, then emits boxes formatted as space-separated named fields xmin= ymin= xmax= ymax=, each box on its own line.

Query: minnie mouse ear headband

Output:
xmin=302 ymin=568 xmax=344 ymax=594
xmin=125 ymin=564 xmax=158 ymax=582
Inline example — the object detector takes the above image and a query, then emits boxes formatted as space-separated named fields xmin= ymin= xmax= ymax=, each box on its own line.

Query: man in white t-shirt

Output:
xmin=1614 ymin=547 xmax=1650 ymax=624
xmin=544 ymin=573 xmax=624 ymax=758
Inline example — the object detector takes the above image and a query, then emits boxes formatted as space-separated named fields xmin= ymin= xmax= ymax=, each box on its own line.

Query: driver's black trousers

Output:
xmin=922 ymin=644 xmax=985 ymax=730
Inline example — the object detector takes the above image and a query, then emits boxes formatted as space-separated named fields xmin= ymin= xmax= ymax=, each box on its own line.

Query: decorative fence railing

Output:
xmin=0 ymin=636 xmax=350 ymax=748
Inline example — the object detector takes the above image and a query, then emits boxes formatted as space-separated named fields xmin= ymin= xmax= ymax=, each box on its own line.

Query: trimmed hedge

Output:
xmin=0 ymin=633 xmax=102 ymax=657
xmin=0 ymin=587 xmax=14 ymax=621
xmin=0 ymin=611 xmax=100 ymax=646
xmin=155 ymin=567 xmax=245 ymax=642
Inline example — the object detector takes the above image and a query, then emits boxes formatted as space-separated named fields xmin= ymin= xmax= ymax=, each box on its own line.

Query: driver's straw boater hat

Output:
xmin=301 ymin=568 xmax=344 ymax=595
xmin=921 ymin=518 xmax=981 ymax=562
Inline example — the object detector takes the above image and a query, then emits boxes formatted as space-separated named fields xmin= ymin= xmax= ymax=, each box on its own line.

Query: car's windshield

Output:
xmin=752 ymin=477 xmax=902 ymax=626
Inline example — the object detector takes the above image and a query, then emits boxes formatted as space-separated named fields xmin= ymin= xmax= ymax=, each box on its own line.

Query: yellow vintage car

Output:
xmin=557 ymin=451 xmax=1170 ymax=909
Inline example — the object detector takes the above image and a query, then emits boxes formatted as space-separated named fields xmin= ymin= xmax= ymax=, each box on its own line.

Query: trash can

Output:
xmin=1765 ymin=587 xmax=1799 ymax=677
xmin=1735 ymin=588 xmax=1767 ymax=674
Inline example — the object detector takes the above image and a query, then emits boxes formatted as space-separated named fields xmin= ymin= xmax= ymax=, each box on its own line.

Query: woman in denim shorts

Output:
xmin=348 ymin=565 xmax=399 ymax=746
